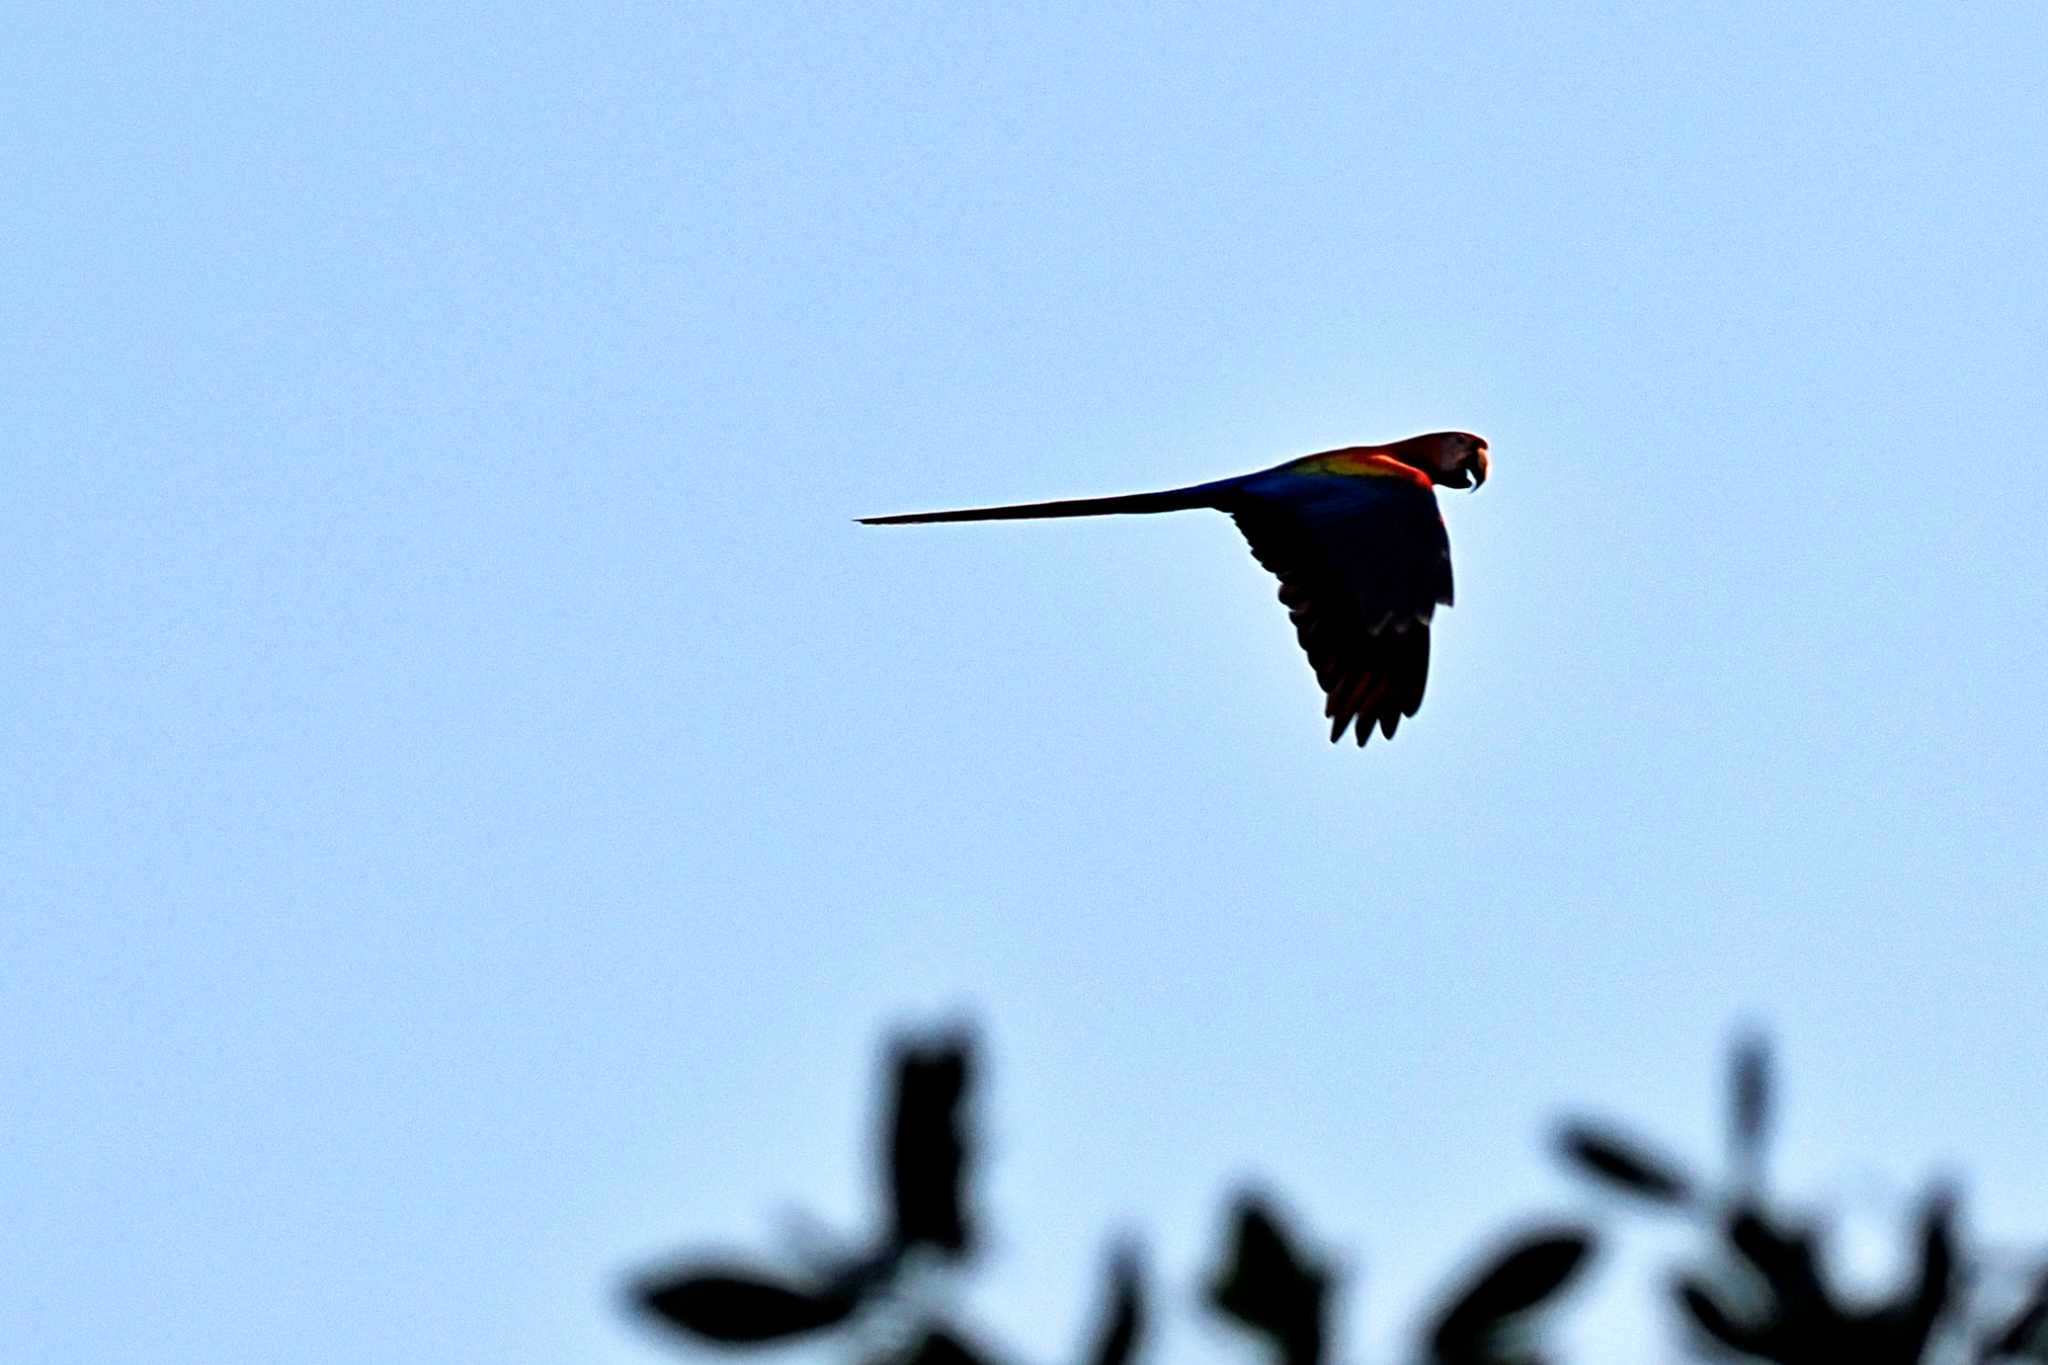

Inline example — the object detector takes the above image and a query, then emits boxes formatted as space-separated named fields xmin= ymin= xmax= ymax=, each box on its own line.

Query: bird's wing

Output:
xmin=1224 ymin=469 xmax=1454 ymax=746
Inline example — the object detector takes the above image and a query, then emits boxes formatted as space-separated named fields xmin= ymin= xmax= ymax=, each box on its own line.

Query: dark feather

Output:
xmin=859 ymin=483 xmax=1227 ymax=525
xmin=1226 ymin=472 xmax=1452 ymax=744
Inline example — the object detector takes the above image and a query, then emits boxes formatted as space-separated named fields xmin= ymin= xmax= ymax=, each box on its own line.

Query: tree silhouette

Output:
xmin=627 ymin=1024 xmax=2048 ymax=1364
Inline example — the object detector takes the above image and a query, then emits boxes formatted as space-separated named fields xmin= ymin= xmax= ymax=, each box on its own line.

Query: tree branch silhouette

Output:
xmin=628 ymin=1024 xmax=2041 ymax=1364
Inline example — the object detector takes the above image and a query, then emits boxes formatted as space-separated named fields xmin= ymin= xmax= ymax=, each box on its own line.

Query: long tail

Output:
xmin=858 ymin=480 xmax=1234 ymax=525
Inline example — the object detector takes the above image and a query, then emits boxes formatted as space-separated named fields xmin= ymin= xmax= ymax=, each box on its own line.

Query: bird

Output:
xmin=860 ymin=432 xmax=1489 ymax=747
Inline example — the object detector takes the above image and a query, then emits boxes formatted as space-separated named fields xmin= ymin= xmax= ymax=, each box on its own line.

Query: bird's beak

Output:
xmin=1469 ymin=449 xmax=1490 ymax=489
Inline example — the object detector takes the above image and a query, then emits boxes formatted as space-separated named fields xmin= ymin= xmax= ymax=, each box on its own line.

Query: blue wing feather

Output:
xmin=1224 ymin=471 xmax=1453 ymax=745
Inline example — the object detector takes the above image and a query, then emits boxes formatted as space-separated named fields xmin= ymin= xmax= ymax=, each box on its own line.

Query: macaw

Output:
xmin=861 ymin=431 xmax=1490 ymax=747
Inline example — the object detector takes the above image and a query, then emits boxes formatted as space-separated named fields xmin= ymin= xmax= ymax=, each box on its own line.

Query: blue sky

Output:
xmin=5 ymin=3 xmax=2046 ymax=1361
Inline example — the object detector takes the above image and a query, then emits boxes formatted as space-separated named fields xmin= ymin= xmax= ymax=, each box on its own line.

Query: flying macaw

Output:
xmin=861 ymin=431 xmax=1490 ymax=747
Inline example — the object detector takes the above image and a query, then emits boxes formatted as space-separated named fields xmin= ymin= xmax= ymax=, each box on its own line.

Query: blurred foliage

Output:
xmin=627 ymin=1026 xmax=2048 ymax=1365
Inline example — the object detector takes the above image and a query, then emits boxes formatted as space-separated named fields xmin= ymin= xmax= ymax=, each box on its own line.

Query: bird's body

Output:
xmin=861 ymin=431 xmax=1489 ymax=747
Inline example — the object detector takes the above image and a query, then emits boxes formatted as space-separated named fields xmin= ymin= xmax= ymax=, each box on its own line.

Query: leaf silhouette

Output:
xmin=1724 ymin=1206 xmax=1828 ymax=1314
xmin=1556 ymin=1122 xmax=1695 ymax=1206
xmin=888 ymin=1330 xmax=995 ymax=1365
xmin=1837 ymin=1186 xmax=1958 ymax=1364
xmin=1673 ymin=1194 xmax=1958 ymax=1365
xmin=1205 ymin=1194 xmax=1330 ymax=1365
xmin=1082 ymin=1245 xmax=1145 ymax=1365
xmin=1894 ymin=1187 xmax=1957 ymax=1345
xmin=1672 ymin=1274 xmax=1763 ymax=1358
xmin=1428 ymin=1227 xmax=1595 ymax=1363
xmin=636 ymin=1264 xmax=860 ymax=1343
xmin=1730 ymin=1033 xmax=1772 ymax=1188
xmin=1982 ymin=1269 xmax=2048 ymax=1362
xmin=887 ymin=1030 xmax=976 ymax=1256
xmin=1677 ymin=1208 xmax=1847 ymax=1363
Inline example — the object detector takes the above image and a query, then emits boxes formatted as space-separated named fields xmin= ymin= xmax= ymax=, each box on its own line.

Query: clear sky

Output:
xmin=6 ymin=4 xmax=2046 ymax=1361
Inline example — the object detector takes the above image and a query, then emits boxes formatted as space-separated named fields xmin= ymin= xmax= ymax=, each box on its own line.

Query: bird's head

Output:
xmin=1392 ymin=431 xmax=1490 ymax=490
